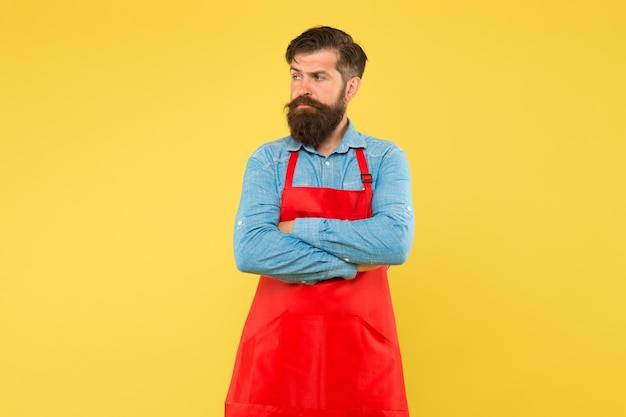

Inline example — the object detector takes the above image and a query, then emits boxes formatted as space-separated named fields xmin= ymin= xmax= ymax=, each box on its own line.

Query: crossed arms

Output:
xmin=233 ymin=145 xmax=415 ymax=283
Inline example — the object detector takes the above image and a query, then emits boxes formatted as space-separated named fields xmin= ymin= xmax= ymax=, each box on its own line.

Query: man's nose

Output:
xmin=298 ymin=78 xmax=312 ymax=96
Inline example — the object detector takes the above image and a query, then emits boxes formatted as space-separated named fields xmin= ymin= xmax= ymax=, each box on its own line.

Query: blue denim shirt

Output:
xmin=234 ymin=121 xmax=415 ymax=284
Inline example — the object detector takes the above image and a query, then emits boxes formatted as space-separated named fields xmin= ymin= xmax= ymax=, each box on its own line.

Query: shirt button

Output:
xmin=344 ymin=258 xmax=350 ymax=262
xmin=325 ymin=161 xmax=330 ymax=166
xmin=237 ymin=220 xmax=243 ymax=225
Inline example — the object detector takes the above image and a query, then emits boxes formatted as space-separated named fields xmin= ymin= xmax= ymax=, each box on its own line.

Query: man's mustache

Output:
xmin=285 ymin=96 xmax=326 ymax=111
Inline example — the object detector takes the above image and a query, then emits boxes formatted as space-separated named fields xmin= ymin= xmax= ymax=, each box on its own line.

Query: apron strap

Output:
xmin=355 ymin=148 xmax=373 ymax=217
xmin=285 ymin=151 xmax=299 ymax=187
xmin=354 ymin=148 xmax=372 ymax=188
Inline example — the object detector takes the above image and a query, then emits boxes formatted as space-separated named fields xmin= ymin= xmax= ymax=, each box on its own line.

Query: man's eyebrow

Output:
xmin=289 ymin=67 xmax=331 ymax=76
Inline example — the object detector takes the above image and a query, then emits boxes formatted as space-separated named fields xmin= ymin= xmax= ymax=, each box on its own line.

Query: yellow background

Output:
xmin=1 ymin=1 xmax=625 ymax=416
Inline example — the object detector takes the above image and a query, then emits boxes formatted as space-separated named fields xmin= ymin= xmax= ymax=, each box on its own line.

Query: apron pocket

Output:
xmin=239 ymin=313 xmax=323 ymax=409
xmin=237 ymin=313 xmax=402 ymax=412
xmin=324 ymin=316 xmax=401 ymax=411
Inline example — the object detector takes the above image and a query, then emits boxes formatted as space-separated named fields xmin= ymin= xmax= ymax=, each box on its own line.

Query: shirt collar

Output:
xmin=285 ymin=119 xmax=366 ymax=154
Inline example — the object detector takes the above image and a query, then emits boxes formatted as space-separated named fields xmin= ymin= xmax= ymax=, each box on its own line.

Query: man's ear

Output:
xmin=344 ymin=77 xmax=362 ymax=103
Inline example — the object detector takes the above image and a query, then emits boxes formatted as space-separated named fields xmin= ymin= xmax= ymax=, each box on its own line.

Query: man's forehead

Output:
xmin=290 ymin=49 xmax=339 ymax=71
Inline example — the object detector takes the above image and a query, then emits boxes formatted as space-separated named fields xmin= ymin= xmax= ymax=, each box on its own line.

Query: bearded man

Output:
xmin=226 ymin=26 xmax=415 ymax=417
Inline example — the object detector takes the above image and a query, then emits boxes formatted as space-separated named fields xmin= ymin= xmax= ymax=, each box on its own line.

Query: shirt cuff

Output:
xmin=329 ymin=257 xmax=358 ymax=280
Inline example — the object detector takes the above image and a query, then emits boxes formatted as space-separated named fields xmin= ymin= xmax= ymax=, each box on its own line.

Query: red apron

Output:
xmin=226 ymin=149 xmax=409 ymax=417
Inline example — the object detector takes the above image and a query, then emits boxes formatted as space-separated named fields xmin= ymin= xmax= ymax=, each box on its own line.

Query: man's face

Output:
xmin=289 ymin=49 xmax=345 ymax=106
xmin=286 ymin=50 xmax=347 ymax=148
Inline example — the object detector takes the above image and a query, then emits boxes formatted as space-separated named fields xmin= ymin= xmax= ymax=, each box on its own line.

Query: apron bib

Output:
xmin=226 ymin=149 xmax=409 ymax=417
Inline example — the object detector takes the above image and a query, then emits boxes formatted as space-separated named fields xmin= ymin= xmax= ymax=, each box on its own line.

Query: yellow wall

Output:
xmin=1 ymin=1 xmax=624 ymax=416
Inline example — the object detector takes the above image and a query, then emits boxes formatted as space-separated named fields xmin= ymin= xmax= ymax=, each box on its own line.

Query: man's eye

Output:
xmin=291 ymin=74 xmax=301 ymax=80
xmin=315 ymin=75 xmax=325 ymax=80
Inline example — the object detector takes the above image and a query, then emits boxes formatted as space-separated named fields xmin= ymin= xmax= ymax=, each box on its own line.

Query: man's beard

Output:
xmin=285 ymin=94 xmax=346 ymax=149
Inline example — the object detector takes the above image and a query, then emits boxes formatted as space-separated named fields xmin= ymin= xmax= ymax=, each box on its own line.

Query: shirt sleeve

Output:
xmin=291 ymin=146 xmax=415 ymax=266
xmin=233 ymin=154 xmax=358 ymax=283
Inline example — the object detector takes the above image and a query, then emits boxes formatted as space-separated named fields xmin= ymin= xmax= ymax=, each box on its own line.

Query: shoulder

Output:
xmin=352 ymin=132 xmax=410 ymax=180
xmin=343 ymin=121 xmax=405 ymax=158
xmin=248 ymin=136 xmax=295 ymax=168
xmin=358 ymin=132 xmax=407 ymax=160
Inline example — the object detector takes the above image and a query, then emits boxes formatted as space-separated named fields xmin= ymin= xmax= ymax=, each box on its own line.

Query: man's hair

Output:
xmin=285 ymin=26 xmax=368 ymax=82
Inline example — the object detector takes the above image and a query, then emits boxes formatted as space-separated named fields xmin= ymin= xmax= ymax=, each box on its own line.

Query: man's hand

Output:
xmin=278 ymin=220 xmax=294 ymax=234
xmin=356 ymin=264 xmax=381 ymax=272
